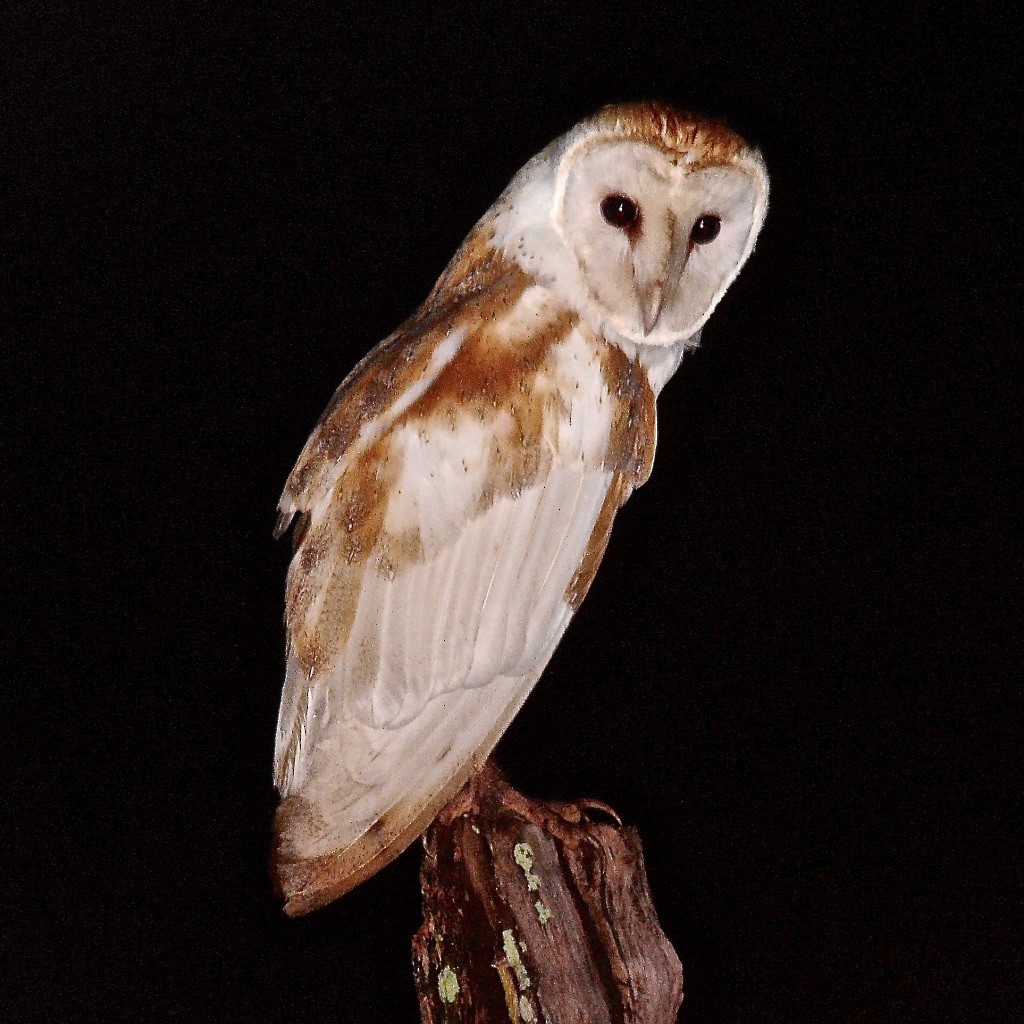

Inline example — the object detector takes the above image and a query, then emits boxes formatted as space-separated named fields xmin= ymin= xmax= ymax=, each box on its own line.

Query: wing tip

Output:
xmin=271 ymin=800 xmax=404 ymax=917
xmin=272 ymin=851 xmax=363 ymax=917
xmin=271 ymin=762 xmax=490 ymax=916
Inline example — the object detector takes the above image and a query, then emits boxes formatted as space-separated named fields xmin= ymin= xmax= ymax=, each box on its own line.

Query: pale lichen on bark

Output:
xmin=412 ymin=762 xmax=683 ymax=1023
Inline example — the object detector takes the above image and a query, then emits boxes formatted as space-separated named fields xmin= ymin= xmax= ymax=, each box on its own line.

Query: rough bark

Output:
xmin=412 ymin=763 xmax=683 ymax=1024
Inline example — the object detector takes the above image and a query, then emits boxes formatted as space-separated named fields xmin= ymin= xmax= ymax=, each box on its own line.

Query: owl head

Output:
xmin=491 ymin=102 xmax=769 ymax=346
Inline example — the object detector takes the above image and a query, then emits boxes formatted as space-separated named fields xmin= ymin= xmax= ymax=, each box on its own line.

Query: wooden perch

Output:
xmin=412 ymin=762 xmax=683 ymax=1024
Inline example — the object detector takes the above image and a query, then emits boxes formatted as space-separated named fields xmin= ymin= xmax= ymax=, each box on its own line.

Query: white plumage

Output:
xmin=272 ymin=102 xmax=768 ymax=914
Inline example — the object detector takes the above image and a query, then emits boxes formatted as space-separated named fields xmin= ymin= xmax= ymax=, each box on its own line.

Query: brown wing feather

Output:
xmin=274 ymin=224 xmax=519 ymax=539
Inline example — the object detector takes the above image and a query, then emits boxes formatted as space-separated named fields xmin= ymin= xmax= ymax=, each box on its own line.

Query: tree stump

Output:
xmin=412 ymin=763 xmax=683 ymax=1023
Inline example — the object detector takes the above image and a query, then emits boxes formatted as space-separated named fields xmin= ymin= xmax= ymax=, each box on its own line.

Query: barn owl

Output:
xmin=272 ymin=102 xmax=768 ymax=915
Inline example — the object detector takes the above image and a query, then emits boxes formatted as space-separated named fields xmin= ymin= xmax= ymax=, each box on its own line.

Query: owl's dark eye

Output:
xmin=601 ymin=194 xmax=640 ymax=229
xmin=690 ymin=215 xmax=721 ymax=244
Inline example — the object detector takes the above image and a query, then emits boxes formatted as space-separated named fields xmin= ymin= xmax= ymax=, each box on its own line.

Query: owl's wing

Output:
xmin=271 ymin=266 xmax=655 ymax=915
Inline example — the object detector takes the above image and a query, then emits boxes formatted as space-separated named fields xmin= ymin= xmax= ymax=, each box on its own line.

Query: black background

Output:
xmin=4 ymin=4 xmax=1020 ymax=1022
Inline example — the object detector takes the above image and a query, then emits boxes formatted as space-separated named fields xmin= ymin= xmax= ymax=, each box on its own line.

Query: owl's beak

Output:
xmin=638 ymin=282 xmax=665 ymax=335
xmin=637 ymin=230 xmax=689 ymax=336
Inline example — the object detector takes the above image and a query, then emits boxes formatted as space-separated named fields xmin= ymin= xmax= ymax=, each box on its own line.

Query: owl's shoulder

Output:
xmin=275 ymin=231 xmax=532 ymax=533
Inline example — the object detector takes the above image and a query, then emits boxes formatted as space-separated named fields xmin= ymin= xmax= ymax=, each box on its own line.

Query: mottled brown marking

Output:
xmin=587 ymin=100 xmax=751 ymax=168
xmin=565 ymin=348 xmax=656 ymax=611
xmin=600 ymin=343 xmax=657 ymax=487
xmin=281 ymin=224 xmax=584 ymax=678
xmin=405 ymin=290 xmax=577 ymax=515
xmin=279 ymin=225 xmax=524 ymax=669
xmin=283 ymin=332 xmax=428 ymax=518
xmin=286 ymin=435 xmax=397 ymax=675
xmin=278 ymin=221 xmax=517 ymax=527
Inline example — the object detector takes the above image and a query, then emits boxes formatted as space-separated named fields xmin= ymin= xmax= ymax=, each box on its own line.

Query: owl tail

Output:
xmin=271 ymin=669 xmax=540 ymax=916
xmin=272 ymin=787 xmax=454 ymax=916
